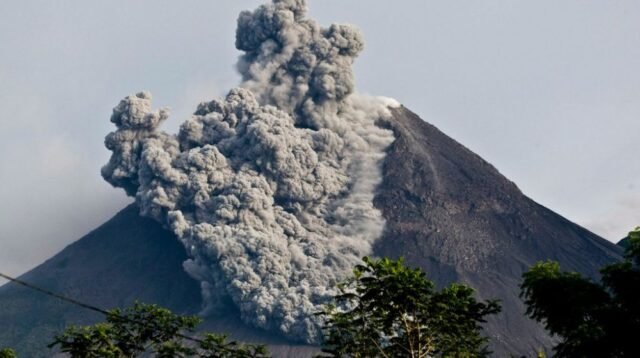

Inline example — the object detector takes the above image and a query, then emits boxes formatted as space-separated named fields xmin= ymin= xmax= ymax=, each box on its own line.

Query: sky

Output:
xmin=0 ymin=0 xmax=639 ymax=279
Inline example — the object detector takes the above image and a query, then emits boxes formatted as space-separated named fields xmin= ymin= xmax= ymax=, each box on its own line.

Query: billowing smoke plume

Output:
xmin=102 ymin=0 xmax=397 ymax=342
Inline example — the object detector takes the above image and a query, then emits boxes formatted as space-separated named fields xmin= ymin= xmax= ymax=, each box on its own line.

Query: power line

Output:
xmin=0 ymin=271 xmax=204 ymax=344
xmin=0 ymin=272 xmax=112 ymax=316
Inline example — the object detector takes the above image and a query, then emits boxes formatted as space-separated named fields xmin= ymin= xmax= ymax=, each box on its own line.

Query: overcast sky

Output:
xmin=1 ymin=0 xmax=639 ymax=279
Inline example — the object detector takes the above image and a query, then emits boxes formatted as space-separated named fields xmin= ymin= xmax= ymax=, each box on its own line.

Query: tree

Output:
xmin=521 ymin=227 xmax=640 ymax=357
xmin=317 ymin=257 xmax=501 ymax=358
xmin=0 ymin=348 xmax=16 ymax=358
xmin=49 ymin=302 xmax=269 ymax=357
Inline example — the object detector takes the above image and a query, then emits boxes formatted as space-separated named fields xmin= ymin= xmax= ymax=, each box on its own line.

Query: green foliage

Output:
xmin=521 ymin=227 xmax=640 ymax=357
xmin=318 ymin=257 xmax=501 ymax=357
xmin=196 ymin=333 xmax=270 ymax=358
xmin=0 ymin=348 xmax=16 ymax=358
xmin=625 ymin=226 xmax=640 ymax=265
xmin=49 ymin=302 xmax=269 ymax=357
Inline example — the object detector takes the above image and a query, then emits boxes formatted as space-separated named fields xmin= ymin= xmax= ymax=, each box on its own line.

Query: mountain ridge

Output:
xmin=374 ymin=106 xmax=622 ymax=353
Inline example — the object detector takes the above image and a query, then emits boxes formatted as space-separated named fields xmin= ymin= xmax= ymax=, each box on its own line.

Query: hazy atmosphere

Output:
xmin=1 ymin=0 xmax=639 ymax=281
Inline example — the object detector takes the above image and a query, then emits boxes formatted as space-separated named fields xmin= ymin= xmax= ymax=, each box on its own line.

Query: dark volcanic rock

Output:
xmin=0 ymin=205 xmax=200 ymax=357
xmin=0 ymin=106 xmax=623 ymax=357
xmin=375 ymin=107 xmax=622 ymax=354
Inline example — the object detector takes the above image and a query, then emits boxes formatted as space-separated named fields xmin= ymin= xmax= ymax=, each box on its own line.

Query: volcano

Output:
xmin=0 ymin=0 xmax=626 ymax=355
xmin=0 ymin=106 xmax=622 ymax=357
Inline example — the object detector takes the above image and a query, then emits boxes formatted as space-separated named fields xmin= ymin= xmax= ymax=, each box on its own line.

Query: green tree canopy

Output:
xmin=49 ymin=302 xmax=269 ymax=358
xmin=318 ymin=257 xmax=501 ymax=358
xmin=0 ymin=348 xmax=16 ymax=358
xmin=521 ymin=227 xmax=640 ymax=357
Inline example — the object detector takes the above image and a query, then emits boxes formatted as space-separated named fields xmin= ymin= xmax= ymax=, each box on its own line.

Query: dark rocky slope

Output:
xmin=0 ymin=106 xmax=622 ymax=356
xmin=374 ymin=107 xmax=622 ymax=354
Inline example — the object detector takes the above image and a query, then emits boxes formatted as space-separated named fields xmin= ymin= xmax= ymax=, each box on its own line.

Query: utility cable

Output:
xmin=0 ymin=271 xmax=204 ymax=344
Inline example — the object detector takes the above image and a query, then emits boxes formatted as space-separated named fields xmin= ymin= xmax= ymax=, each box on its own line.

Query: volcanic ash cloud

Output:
xmin=101 ymin=0 xmax=397 ymax=342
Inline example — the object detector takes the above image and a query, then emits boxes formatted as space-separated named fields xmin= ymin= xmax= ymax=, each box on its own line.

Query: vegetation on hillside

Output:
xmin=521 ymin=227 xmax=640 ymax=357
xmin=317 ymin=257 xmax=501 ymax=358
xmin=0 ymin=348 xmax=16 ymax=358
xmin=48 ymin=302 xmax=268 ymax=358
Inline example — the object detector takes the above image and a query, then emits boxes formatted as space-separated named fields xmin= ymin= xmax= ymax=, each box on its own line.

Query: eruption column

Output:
xmin=102 ymin=0 xmax=397 ymax=342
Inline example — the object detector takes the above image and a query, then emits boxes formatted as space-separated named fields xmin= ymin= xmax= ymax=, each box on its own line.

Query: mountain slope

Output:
xmin=374 ymin=106 xmax=622 ymax=353
xmin=0 ymin=106 xmax=622 ymax=356
xmin=0 ymin=205 xmax=314 ymax=357
xmin=0 ymin=205 xmax=201 ymax=357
